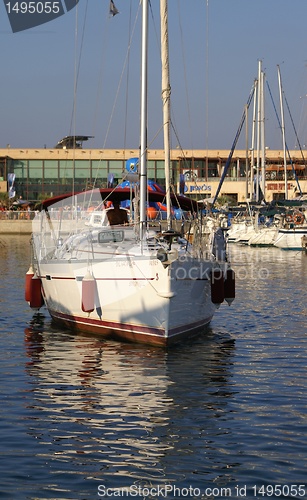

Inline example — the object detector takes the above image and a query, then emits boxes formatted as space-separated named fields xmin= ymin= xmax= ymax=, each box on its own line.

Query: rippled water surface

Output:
xmin=0 ymin=235 xmax=307 ymax=499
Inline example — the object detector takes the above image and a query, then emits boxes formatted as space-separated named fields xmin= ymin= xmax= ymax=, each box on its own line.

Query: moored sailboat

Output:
xmin=25 ymin=0 xmax=235 ymax=346
xmin=273 ymin=209 xmax=307 ymax=250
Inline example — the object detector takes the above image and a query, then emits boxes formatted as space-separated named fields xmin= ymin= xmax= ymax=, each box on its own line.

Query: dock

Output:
xmin=0 ymin=211 xmax=35 ymax=234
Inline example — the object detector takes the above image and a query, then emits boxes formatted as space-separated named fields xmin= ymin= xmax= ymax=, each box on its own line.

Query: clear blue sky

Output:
xmin=1 ymin=0 xmax=307 ymax=152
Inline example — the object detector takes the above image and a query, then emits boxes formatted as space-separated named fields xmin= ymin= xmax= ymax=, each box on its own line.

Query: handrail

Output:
xmin=0 ymin=210 xmax=37 ymax=220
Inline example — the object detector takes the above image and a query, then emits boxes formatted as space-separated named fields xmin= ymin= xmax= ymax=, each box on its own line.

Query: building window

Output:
xmin=28 ymin=160 xmax=43 ymax=179
xmin=44 ymin=160 xmax=58 ymax=180
xmin=92 ymin=159 xmax=108 ymax=182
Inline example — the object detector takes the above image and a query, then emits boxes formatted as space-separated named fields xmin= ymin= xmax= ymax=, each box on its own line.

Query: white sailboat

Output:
xmin=248 ymin=224 xmax=280 ymax=247
xmin=25 ymin=0 xmax=235 ymax=346
xmin=272 ymin=66 xmax=307 ymax=251
xmin=273 ymin=209 xmax=307 ymax=250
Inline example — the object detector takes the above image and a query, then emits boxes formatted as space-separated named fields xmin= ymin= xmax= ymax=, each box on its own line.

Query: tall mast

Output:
xmin=160 ymin=0 xmax=172 ymax=230
xmin=256 ymin=60 xmax=262 ymax=202
xmin=277 ymin=64 xmax=288 ymax=200
xmin=139 ymin=0 xmax=148 ymax=238
xmin=260 ymin=68 xmax=266 ymax=199
xmin=245 ymin=104 xmax=249 ymax=201
xmin=250 ymin=78 xmax=257 ymax=200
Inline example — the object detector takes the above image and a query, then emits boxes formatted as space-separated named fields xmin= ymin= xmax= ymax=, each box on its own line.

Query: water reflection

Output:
xmin=24 ymin=316 xmax=236 ymax=491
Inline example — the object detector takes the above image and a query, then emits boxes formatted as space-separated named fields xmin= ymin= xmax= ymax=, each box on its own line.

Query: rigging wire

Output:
xmin=123 ymin=1 xmax=133 ymax=151
xmin=91 ymin=6 xmax=112 ymax=141
xmin=266 ymin=80 xmax=303 ymax=196
xmin=69 ymin=0 xmax=89 ymax=137
xmin=283 ymin=94 xmax=307 ymax=170
xmin=60 ymin=0 xmax=88 ymax=196
xmin=89 ymin=2 xmax=141 ymax=194
xmin=176 ymin=0 xmax=193 ymax=153
xmin=211 ymin=83 xmax=256 ymax=207
xmin=205 ymin=0 xmax=209 ymax=178
xmin=102 ymin=4 xmax=141 ymax=149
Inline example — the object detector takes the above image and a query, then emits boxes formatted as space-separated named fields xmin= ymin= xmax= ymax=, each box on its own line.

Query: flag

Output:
xmin=8 ymin=173 xmax=16 ymax=199
xmin=107 ymin=173 xmax=115 ymax=188
xmin=109 ymin=0 xmax=119 ymax=17
xmin=179 ymin=174 xmax=186 ymax=195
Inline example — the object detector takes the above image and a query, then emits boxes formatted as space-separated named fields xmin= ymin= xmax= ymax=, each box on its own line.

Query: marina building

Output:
xmin=1 ymin=143 xmax=307 ymax=204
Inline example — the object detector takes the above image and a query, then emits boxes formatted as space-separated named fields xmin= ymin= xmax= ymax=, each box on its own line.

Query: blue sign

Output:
xmin=125 ymin=158 xmax=139 ymax=174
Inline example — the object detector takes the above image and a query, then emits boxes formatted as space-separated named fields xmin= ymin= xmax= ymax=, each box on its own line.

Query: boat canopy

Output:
xmin=41 ymin=187 xmax=198 ymax=212
xmin=274 ymin=200 xmax=306 ymax=207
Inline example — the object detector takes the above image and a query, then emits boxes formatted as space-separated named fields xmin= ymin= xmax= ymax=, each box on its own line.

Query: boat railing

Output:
xmin=0 ymin=210 xmax=38 ymax=220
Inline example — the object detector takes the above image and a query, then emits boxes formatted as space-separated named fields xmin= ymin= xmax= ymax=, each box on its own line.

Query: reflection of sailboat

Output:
xmin=24 ymin=322 xmax=236 ymax=484
xmin=25 ymin=1 xmax=235 ymax=346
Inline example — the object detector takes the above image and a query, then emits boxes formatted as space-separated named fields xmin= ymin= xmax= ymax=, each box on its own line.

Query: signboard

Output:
xmin=267 ymin=183 xmax=292 ymax=191
xmin=180 ymin=181 xmax=212 ymax=195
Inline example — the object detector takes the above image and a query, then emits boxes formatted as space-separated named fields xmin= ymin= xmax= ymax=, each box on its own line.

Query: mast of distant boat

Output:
xmin=160 ymin=0 xmax=172 ymax=230
xmin=250 ymin=78 xmax=257 ymax=200
xmin=139 ymin=0 xmax=149 ymax=240
xmin=260 ymin=68 xmax=266 ymax=199
xmin=255 ymin=61 xmax=261 ymax=202
xmin=255 ymin=60 xmax=266 ymax=202
xmin=277 ymin=64 xmax=288 ymax=200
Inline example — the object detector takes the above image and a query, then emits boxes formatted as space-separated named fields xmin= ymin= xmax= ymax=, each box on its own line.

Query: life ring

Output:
xmin=293 ymin=213 xmax=304 ymax=225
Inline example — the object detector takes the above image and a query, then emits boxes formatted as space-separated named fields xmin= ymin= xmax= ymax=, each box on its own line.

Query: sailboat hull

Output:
xmin=273 ymin=227 xmax=307 ymax=250
xmin=39 ymin=256 xmax=217 ymax=346
xmin=48 ymin=310 xmax=214 ymax=346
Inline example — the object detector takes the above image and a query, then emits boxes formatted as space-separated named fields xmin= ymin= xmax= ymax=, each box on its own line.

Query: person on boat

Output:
xmin=107 ymin=200 xmax=128 ymax=225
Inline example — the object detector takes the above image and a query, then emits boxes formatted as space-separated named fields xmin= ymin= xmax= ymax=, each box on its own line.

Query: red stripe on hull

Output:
xmin=48 ymin=310 xmax=213 ymax=347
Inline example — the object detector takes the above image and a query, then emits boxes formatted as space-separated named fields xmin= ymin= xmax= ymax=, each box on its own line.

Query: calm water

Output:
xmin=0 ymin=235 xmax=307 ymax=500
